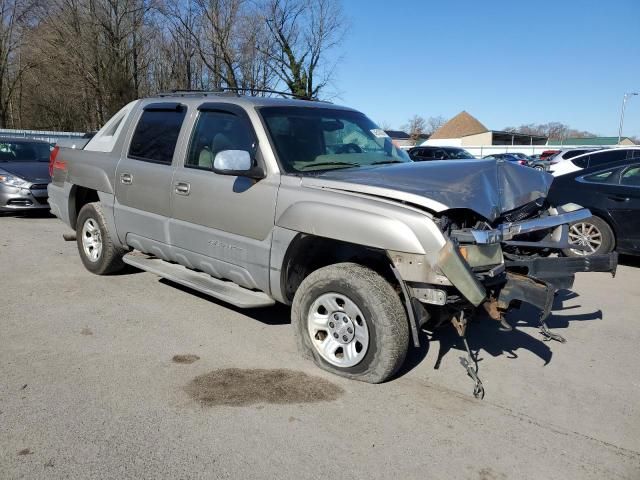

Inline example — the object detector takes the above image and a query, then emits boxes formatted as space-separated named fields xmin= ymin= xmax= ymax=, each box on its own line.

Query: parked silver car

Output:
xmin=0 ymin=138 xmax=51 ymax=212
xmin=48 ymin=92 xmax=617 ymax=397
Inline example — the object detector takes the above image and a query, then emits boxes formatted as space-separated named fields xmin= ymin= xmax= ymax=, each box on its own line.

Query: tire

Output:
xmin=291 ymin=262 xmax=409 ymax=384
xmin=563 ymin=215 xmax=615 ymax=257
xmin=76 ymin=202 xmax=126 ymax=275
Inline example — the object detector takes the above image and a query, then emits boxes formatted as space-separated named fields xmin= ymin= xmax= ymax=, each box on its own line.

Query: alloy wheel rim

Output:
xmin=568 ymin=222 xmax=602 ymax=256
xmin=81 ymin=218 xmax=103 ymax=262
xmin=307 ymin=292 xmax=369 ymax=368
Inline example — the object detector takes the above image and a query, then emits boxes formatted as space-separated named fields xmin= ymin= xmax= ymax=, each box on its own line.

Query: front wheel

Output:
xmin=563 ymin=216 xmax=615 ymax=257
xmin=291 ymin=263 xmax=409 ymax=384
xmin=76 ymin=202 xmax=126 ymax=275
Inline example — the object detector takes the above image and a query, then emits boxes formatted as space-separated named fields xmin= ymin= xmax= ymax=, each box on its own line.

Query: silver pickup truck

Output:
xmin=48 ymin=91 xmax=617 ymax=397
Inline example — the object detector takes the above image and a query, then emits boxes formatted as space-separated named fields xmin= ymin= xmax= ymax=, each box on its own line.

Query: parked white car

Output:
xmin=550 ymin=147 xmax=640 ymax=176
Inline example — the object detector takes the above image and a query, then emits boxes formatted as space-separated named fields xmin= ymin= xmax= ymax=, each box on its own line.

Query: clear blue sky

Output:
xmin=335 ymin=0 xmax=640 ymax=138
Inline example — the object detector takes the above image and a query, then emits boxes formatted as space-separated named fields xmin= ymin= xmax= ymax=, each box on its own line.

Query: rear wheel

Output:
xmin=563 ymin=216 xmax=615 ymax=257
xmin=291 ymin=263 xmax=409 ymax=384
xmin=76 ymin=202 xmax=126 ymax=274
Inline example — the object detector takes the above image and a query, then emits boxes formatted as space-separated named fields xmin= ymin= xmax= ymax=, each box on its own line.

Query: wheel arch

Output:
xmin=584 ymin=207 xmax=619 ymax=248
xmin=277 ymin=232 xmax=397 ymax=305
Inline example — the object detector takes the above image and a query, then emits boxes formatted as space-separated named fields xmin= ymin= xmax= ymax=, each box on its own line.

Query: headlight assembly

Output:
xmin=0 ymin=173 xmax=29 ymax=187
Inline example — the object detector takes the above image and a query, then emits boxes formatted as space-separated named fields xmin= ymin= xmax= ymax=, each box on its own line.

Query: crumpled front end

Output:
xmin=391 ymin=200 xmax=618 ymax=398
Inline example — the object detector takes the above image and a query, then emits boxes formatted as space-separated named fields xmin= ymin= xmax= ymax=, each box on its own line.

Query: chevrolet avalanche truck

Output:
xmin=48 ymin=91 xmax=617 ymax=397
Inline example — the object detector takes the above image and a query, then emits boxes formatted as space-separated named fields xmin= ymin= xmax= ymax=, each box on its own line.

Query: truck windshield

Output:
xmin=260 ymin=107 xmax=411 ymax=173
xmin=0 ymin=141 xmax=50 ymax=162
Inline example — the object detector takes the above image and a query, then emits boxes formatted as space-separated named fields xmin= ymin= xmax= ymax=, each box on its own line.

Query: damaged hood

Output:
xmin=302 ymin=159 xmax=553 ymax=222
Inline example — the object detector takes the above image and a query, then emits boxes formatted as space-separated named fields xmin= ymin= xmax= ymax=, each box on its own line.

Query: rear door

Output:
xmin=114 ymin=102 xmax=187 ymax=256
xmin=607 ymin=164 xmax=640 ymax=253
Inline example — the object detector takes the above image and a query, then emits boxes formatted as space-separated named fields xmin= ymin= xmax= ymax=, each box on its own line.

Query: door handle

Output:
xmin=174 ymin=182 xmax=191 ymax=195
xmin=608 ymin=195 xmax=629 ymax=202
xmin=120 ymin=173 xmax=133 ymax=185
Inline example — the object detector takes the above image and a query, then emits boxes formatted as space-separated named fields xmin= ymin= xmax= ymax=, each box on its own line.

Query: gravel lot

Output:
xmin=1 ymin=214 xmax=640 ymax=480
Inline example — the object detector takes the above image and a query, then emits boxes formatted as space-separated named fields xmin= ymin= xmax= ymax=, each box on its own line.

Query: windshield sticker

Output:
xmin=370 ymin=129 xmax=389 ymax=138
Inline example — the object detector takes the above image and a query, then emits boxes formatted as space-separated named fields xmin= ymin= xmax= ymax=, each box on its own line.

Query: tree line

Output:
xmin=0 ymin=0 xmax=345 ymax=132
xmin=397 ymin=116 xmax=620 ymax=143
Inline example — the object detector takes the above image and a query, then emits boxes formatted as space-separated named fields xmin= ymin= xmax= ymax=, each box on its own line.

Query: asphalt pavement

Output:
xmin=1 ymin=214 xmax=639 ymax=479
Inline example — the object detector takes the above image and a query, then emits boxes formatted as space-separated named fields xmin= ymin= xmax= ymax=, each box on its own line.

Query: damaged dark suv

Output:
xmin=48 ymin=92 xmax=617 ymax=397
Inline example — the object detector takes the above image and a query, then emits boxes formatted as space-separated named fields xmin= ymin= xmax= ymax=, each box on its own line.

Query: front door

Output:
xmin=169 ymin=103 xmax=279 ymax=293
xmin=114 ymin=102 xmax=187 ymax=258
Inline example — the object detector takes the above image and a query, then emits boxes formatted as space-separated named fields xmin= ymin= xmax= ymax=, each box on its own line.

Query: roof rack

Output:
xmin=156 ymin=89 xmax=235 ymax=98
xmin=155 ymin=87 xmax=322 ymax=101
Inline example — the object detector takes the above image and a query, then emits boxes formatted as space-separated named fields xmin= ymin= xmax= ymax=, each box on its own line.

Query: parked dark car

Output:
xmin=408 ymin=146 xmax=475 ymax=161
xmin=0 ymin=138 xmax=51 ymax=212
xmin=547 ymin=159 xmax=640 ymax=256
xmin=482 ymin=153 xmax=528 ymax=165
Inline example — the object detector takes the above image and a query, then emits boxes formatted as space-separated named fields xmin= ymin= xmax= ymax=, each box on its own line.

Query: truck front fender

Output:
xmin=276 ymin=201 xmax=427 ymax=254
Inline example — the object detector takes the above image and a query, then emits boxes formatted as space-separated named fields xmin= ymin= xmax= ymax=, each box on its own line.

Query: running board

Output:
xmin=122 ymin=253 xmax=275 ymax=309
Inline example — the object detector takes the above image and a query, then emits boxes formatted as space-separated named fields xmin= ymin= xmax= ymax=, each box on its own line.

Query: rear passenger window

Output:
xmin=588 ymin=150 xmax=628 ymax=168
xmin=583 ymin=169 xmax=615 ymax=183
xmin=620 ymin=166 xmax=640 ymax=186
xmin=572 ymin=155 xmax=589 ymax=168
xmin=128 ymin=106 xmax=186 ymax=164
xmin=565 ymin=150 xmax=588 ymax=159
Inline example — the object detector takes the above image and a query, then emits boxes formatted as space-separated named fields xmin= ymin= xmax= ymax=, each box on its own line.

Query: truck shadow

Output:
xmin=158 ymin=278 xmax=603 ymax=380
xmin=400 ymin=290 xmax=603 ymax=378
xmin=619 ymin=254 xmax=640 ymax=268
xmin=158 ymin=278 xmax=292 ymax=325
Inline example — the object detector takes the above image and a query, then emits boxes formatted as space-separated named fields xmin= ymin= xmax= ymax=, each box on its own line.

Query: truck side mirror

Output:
xmin=213 ymin=150 xmax=265 ymax=179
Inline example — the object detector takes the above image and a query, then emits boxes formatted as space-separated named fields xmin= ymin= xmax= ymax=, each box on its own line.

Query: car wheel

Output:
xmin=76 ymin=202 xmax=126 ymax=274
xmin=291 ymin=262 xmax=409 ymax=384
xmin=534 ymin=165 xmax=544 ymax=171
xmin=563 ymin=216 xmax=615 ymax=257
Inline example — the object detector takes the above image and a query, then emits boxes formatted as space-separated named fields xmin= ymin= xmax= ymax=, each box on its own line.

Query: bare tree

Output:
xmin=0 ymin=0 xmax=39 ymax=127
xmin=8 ymin=0 xmax=348 ymax=130
xmin=261 ymin=0 xmax=345 ymax=99
xmin=403 ymin=114 xmax=426 ymax=141
xmin=504 ymin=122 xmax=598 ymax=140
xmin=425 ymin=115 xmax=446 ymax=135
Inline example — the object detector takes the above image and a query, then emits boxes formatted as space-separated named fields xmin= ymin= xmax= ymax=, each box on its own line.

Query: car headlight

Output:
xmin=0 ymin=173 xmax=29 ymax=187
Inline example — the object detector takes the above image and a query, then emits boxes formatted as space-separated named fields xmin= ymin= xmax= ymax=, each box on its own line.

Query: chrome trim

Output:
xmin=499 ymin=209 xmax=592 ymax=240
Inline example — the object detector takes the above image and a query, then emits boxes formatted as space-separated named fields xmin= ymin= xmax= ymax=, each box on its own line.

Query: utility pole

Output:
xmin=618 ymin=92 xmax=638 ymax=144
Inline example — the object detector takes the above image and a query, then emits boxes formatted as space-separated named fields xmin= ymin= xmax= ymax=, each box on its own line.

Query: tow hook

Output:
xmin=451 ymin=311 xmax=485 ymax=399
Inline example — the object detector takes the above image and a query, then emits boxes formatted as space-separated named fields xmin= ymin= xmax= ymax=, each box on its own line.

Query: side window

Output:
xmin=588 ymin=149 xmax=628 ymax=168
xmin=631 ymin=150 xmax=640 ymax=159
xmin=564 ymin=149 xmax=588 ymax=160
xmin=421 ymin=149 xmax=434 ymax=160
xmin=128 ymin=107 xmax=186 ymax=164
xmin=186 ymin=110 xmax=255 ymax=169
xmin=620 ymin=166 xmax=640 ymax=187
xmin=572 ymin=155 xmax=589 ymax=168
xmin=582 ymin=169 xmax=615 ymax=183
